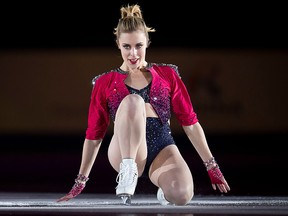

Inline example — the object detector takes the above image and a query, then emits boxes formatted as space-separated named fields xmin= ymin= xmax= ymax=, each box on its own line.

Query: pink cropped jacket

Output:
xmin=85 ymin=63 xmax=198 ymax=140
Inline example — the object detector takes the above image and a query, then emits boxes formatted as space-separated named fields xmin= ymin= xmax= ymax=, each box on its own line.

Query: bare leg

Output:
xmin=149 ymin=145 xmax=194 ymax=206
xmin=108 ymin=94 xmax=147 ymax=176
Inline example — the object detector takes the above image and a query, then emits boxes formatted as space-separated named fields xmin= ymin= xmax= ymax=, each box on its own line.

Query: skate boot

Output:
xmin=116 ymin=158 xmax=138 ymax=205
xmin=157 ymin=187 xmax=171 ymax=205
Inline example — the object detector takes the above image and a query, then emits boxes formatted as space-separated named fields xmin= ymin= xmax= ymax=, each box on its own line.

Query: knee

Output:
xmin=121 ymin=94 xmax=145 ymax=115
xmin=166 ymin=184 xmax=194 ymax=206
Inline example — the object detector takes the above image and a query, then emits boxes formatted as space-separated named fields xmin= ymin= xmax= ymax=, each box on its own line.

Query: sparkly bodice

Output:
xmin=125 ymin=82 xmax=151 ymax=103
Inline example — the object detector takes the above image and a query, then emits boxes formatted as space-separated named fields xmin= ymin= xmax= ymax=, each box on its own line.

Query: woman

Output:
xmin=57 ymin=4 xmax=230 ymax=206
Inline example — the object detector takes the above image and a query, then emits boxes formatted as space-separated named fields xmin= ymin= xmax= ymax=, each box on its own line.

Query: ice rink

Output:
xmin=0 ymin=193 xmax=288 ymax=216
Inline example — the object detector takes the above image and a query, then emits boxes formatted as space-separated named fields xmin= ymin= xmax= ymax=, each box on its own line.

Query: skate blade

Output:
xmin=119 ymin=195 xmax=131 ymax=205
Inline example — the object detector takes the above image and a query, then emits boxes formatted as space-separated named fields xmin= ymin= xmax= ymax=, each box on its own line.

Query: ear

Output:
xmin=147 ymin=40 xmax=151 ymax=48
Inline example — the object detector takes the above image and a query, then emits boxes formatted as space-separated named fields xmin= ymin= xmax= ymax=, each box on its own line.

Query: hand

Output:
xmin=207 ymin=165 xmax=230 ymax=193
xmin=56 ymin=192 xmax=75 ymax=202
xmin=56 ymin=174 xmax=89 ymax=202
xmin=57 ymin=182 xmax=86 ymax=202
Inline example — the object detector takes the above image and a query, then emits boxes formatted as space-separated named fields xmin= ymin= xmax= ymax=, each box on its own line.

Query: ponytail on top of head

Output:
xmin=114 ymin=4 xmax=155 ymax=46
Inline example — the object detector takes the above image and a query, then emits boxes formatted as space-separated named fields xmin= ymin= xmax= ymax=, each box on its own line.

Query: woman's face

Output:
xmin=118 ymin=30 xmax=148 ymax=70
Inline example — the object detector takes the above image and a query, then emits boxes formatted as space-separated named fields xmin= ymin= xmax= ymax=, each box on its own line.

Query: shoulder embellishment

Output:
xmin=149 ymin=62 xmax=181 ymax=78
xmin=91 ymin=68 xmax=128 ymax=86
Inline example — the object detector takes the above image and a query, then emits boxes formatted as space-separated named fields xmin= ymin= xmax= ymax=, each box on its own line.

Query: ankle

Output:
xmin=122 ymin=158 xmax=135 ymax=165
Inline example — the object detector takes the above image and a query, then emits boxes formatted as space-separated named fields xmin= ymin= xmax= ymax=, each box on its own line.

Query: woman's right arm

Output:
xmin=57 ymin=74 xmax=109 ymax=202
xmin=79 ymin=138 xmax=102 ymax=177
xmin=56 ymin=138 xmax=102 ymax=202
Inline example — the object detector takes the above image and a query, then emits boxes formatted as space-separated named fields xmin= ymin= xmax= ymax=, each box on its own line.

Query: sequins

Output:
xmin=107 ymin=84 xmax=129 ymax=122
xmin=126 ymin=83 xmax=151 ymax=103
xmin=150 ymin=82 xmax=171 ymax=124
xmin=145 ymin=117 xmax=175 ymax=169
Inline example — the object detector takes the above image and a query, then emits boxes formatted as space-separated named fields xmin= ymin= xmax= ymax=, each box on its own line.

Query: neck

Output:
xmin=120 ymin=61 xmax=148 ymax=73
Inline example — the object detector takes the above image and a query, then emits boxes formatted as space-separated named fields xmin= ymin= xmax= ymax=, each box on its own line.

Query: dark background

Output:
xmin=0 ymin=0 xmax=287 ymax=197
xmin=1 ymin=1 xmax=287 ymax=50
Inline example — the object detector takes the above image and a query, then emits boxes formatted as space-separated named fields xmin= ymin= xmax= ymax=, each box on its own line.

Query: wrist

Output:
xmin=75 ymin=174 xmax=89 ymax=184
xmin=67 ymin=174 xmax=89 ymax=198
xmin=203 ymin=157 xmax=217 ymax=170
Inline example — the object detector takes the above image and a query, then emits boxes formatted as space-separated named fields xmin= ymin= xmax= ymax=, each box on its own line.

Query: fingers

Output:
xmin=56 ymin=197 xmax=67 ymax=202
xmin=56 ymin=197 xmax=69 ymax=202
xmin=56 ymin=194 xmax=73 ymax=202
xmin=222 ymin=178 xmax=230 ymax=192
xmin=224 ymin=181 xmax=231 ymax=191
xmin=212 ymin=177 xmax=230 ymax=193
xmin=217 ymin=184 xmax=227 ymax=193
xmin=215 ymin=182 xmax=230 ymax=193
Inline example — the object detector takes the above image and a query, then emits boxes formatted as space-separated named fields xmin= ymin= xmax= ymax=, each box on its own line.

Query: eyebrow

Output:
xmin=121 ymin=42 xmax=144 ymax=46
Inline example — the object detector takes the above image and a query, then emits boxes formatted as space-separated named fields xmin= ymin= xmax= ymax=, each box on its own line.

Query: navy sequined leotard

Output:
xmin=126 ymin=83 xmax=175 ymax=175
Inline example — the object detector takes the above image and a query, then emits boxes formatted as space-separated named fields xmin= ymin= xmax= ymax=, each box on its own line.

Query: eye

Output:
xmin=123 ymin=44 xmax=130 ymax=50
xmin=136 ymin=44 xmax=143 ymax=49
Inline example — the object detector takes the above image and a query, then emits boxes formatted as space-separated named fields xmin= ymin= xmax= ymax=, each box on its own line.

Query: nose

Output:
xmin=130 ymin=48 xmax=137 ymax=56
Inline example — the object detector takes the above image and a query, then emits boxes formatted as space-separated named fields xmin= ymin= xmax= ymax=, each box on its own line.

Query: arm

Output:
xmin=57 ymin=139 xmax=102 ymax=202
xmin=79 ymin=139 xmax=102 ymax=177
xmin=57 ymin=74 xmax=110 ymax=202
xmin=182 ymin=122 xmax=213 ymax=162
xmin=182 ymin=122 xmax=230 ymax=193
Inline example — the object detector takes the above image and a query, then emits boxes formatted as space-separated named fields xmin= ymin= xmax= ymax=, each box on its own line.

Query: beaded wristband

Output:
xmin=66 ymin=174 xmax=89 ymax=198
xmin=75 ymin=174 xmax=89 ymax=183
xmin=203 ymin=157 xmax=217 ymax=170
xmin=204 ymin=157 xmax=225 ymax=184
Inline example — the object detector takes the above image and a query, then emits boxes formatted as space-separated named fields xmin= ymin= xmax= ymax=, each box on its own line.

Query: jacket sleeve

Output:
xmin=170 ymin=66 xmax=199 ymax=126
xmin=85 ymin=76 xmax=110 ymax=140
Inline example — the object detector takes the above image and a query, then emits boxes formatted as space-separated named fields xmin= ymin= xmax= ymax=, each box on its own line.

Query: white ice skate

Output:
xmin=157 ymin=187 xmax=170 ymax=205
xmin=116 ymin=159 xmax=138 ymax=205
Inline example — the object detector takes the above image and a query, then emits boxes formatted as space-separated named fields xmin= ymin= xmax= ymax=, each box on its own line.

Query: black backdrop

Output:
xmin=1 ymin=1 xmax=287 ymax=50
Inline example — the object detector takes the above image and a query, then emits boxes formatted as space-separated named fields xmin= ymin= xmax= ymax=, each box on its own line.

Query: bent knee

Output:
xmin=122 ymin=94 xmax=145 ymax=106
xmin=165 ymin=185 xmax=194 ymax=206
xmin=117 ymin=94 xmax=145 ymax=117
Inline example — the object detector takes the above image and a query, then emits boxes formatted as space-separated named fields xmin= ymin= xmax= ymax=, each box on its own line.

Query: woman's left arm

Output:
xmin=183 ymin=122 xmax=231 ymax=193
xmin=182 ymin=122 xmax=213 ymax=161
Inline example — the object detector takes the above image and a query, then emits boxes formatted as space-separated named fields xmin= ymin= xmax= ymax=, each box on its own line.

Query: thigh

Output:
xmin=149 ymin=145 xmax=193 ymax=188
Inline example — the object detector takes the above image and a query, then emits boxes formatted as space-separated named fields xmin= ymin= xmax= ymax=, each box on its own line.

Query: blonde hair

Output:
xmin=114 ymin=4 xmax=155 ymax=45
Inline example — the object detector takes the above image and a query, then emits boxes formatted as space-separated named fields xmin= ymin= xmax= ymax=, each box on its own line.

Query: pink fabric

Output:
xmin=208 ymin=166 xmax=224 ymax=184
xmin=67 ymin=182 xmax=85 ymax=197
xmin=85 ymin=63 xmax=198 ymax=140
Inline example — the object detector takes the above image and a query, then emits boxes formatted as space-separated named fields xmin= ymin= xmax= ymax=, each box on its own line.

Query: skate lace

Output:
xmin=116 ymin=163 xmax=137 ymax=187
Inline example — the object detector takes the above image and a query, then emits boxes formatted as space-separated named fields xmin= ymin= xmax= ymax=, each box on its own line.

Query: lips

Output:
xmin=129 ymin=59 xmax=138 ymax=64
